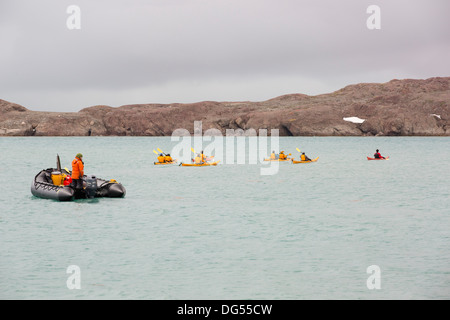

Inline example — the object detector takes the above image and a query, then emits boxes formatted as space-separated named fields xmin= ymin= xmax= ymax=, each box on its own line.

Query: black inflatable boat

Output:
xmin=31 ymin=168 xmax=126 ymax=201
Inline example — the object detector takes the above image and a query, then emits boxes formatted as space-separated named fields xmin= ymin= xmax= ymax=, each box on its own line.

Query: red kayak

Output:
xmin=367 ymin=156 xmax=389 ymax=160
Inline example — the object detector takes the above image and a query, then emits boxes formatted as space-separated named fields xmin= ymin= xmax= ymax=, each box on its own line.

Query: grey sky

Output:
xmin=1 ymin=0 xmax=449 ymax=112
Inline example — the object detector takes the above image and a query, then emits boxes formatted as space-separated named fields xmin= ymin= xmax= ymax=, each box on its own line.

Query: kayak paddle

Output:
xmin=157 ymin=148 xmax=167 ymax=155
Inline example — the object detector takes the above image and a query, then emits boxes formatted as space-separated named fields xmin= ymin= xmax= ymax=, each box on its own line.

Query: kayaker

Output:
xmin=157 ymin=153 xmax=165 ymax=163
xmin=279 ymin=151 xmax=287 ymax=160
xmin=374 ymin=149 xmax=385 ymax=159
xmin=194 ymin=154 xmax=202 ymax=164
xmin=200 ymin=150 xmax=207 ymax=163
xmin=164 ymin=153 xmax=173 ymax=163
xmin=270 ymin=151 xmax=276 ymax=160
xmin=301 ymin=152 xmax=311 ymax=161
xmin=71 ymin=153 xmax=84 ymax=191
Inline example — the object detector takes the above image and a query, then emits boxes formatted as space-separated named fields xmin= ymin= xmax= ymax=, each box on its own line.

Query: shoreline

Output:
xmin=1 ymin=77 xmax=449 ymax=137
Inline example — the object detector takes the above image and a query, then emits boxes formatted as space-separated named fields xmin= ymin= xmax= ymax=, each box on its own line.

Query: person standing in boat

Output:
xmin=374 ymin=149 xmax=385 ymax=159
xmin=71 ymin=153 xmax=84 ymax=191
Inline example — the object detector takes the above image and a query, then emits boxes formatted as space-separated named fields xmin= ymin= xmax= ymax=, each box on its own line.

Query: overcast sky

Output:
xmin=1 ymin=0 xmax=449 ymax=112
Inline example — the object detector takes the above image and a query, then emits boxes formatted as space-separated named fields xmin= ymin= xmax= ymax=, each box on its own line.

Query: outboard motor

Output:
xmin=85 ymin=175 xmax=98 ymax=199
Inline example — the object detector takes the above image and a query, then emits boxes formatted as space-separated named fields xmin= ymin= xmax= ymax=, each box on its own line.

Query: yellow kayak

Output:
xmin=154 ymin=159 xmax=178 ymax=165
xmin=181 ymin=161 xmax=220 ymax=167
xmin=263 ymin=158 xmax=293 ymax=162
xmin=292 ymin=157 xmax=319 ymax=164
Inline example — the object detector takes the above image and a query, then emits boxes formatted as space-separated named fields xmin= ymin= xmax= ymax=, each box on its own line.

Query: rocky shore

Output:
xmin=1 ymin=77 xmax=449 ymax=136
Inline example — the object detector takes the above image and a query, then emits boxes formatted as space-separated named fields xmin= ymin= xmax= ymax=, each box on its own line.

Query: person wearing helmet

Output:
xmin=71 ymin=153 xmax=84 ymax=190
xmin=279 ymin=151 xmax=287 ymax=160
xmin=374 ymin=149 xmax=385 ymax=159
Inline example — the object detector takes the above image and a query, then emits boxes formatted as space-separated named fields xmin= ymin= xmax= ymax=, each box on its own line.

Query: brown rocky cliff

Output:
xmin=1 ymin=77 xmax=449 ymax=136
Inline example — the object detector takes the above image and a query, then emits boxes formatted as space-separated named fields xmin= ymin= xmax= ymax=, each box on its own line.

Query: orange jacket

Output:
xmin=164 ymin=155 xmax=173 ymax=162
xmin=157 ymin=155 xmax=165 ymax=163
xmin=72 ymin=157 xmax=84 ymax=179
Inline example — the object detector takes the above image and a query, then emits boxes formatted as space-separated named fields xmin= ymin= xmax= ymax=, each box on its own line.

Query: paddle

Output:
xmin=293 ymin=148 xmax=302 ymax=162
xmin=153 ymin=149 xmax=166 ymax=164
xmin=157 ymin=148 xmax=167 ymax=156
xmin=191 ymin=148 xmax=213 ymax=158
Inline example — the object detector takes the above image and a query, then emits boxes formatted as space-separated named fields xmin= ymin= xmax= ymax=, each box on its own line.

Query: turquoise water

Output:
xmin=0 ymin=137 xmax=449 ymax=299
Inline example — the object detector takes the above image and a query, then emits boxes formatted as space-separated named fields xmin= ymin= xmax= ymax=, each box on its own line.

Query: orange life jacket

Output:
xmin=71 ymin=157 xmax=84 ymax=179
xmin=164 ymin=156 xmax=173 ymax=162
xmin=157 ymin=155 xmax=165 ymax=163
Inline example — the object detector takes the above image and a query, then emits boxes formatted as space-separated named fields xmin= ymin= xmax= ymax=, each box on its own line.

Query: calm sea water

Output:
xmin=0 ymin=137 xmax=449 ymax=299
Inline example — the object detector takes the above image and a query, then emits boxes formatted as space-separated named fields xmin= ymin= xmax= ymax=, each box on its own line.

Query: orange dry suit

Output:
xmin=71 ymin=157 xmax=84 ymax=179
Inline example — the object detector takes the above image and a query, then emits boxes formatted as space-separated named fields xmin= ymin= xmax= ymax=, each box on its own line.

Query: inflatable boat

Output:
xmin=31 ymin=168 xmax=126 ymax=201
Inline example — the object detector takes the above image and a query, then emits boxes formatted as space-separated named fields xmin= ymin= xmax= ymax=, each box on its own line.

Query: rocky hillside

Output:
xmin=1 ymin=77 xmax=449 ymax=136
